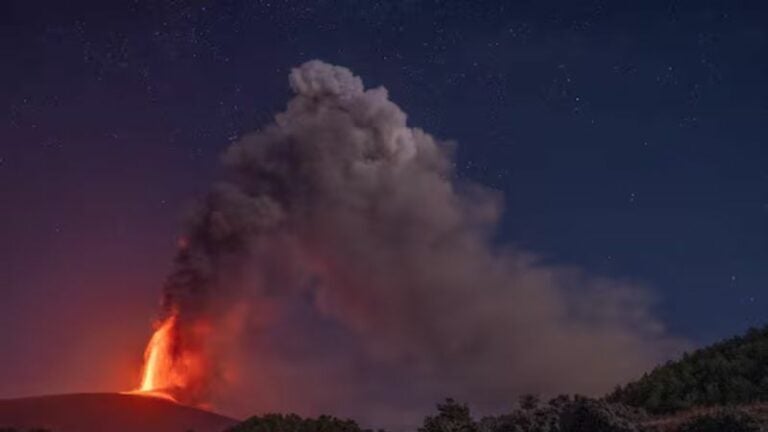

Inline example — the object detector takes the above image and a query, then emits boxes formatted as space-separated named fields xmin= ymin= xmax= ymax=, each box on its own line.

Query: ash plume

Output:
xmin=159 ymin=60 xmax=682 ymax=425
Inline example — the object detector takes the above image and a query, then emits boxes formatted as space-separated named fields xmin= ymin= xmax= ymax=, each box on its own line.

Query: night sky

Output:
xmin=2 ymin=0 xmax=768 ymax=414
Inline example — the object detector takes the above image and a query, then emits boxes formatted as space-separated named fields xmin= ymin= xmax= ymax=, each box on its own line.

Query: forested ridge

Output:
xmin=609 ymin=326 xmax=768 ymax=414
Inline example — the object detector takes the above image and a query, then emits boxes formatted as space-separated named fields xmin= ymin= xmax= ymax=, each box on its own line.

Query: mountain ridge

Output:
xmin=0 ymin=392 xmax=238 ymax=432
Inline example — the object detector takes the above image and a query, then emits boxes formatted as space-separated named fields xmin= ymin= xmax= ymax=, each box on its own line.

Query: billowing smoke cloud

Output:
xmin=160 ymin=60 xmax=681 ymax=426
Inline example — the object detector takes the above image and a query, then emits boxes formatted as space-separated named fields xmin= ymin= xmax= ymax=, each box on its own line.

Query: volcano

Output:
xmin=0 ymin=393 xmax=238 ymax=432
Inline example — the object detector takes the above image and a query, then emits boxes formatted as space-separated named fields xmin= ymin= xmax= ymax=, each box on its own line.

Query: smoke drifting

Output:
xmin=159 ymin=61 xmax=681 ymax=426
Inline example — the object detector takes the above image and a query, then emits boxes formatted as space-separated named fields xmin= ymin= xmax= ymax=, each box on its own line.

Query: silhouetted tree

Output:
xmin=519 ymin=395 xmax=540 ymax=411
xmin=226 ymin=413 xmax=368 ymax=432
xmin=428 ymin=395 xmax=645 ymax=432
xmin=420 ymin=398 xmax=478 ymax=432
xmin=558 ymin=396 xmax=640 ymax=432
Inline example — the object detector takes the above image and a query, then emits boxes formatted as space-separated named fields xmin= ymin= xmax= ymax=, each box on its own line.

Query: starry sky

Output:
xmin=1 ymin=0 xmax=768 ymax=402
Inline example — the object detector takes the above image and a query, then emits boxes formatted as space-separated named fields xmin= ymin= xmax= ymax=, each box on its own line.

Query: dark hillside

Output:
xmin=0 ymin=393 xmax=237 ymax=432
xmin=609 ymin=326 xmax=768 ymax=414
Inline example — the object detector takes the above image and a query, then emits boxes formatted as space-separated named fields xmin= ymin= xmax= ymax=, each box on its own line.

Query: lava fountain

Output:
xmin=125 ymin=312 xmax=210 ymax=406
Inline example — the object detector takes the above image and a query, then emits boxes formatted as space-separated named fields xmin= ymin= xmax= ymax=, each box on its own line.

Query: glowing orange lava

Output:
xmin=141 ymin=315 xmax=179 ymax=389
xmin=124 ymin=314 xmax=185 ymax=403
xmin=124 ymin=310 xmax=211 ymax=407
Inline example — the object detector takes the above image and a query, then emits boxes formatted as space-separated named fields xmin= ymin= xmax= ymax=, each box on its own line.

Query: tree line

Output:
xmin=609 ymin=326 xmax=768 ymax=414
xmin=226 ymin=396 xmax=765 ymax=432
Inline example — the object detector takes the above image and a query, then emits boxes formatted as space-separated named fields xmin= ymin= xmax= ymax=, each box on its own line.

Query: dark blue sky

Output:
xmin=1 ymin=0 xmax=767 ymax=398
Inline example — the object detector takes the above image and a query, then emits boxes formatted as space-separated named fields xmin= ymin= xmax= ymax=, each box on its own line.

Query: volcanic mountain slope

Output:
xmin=0 ymin=393 xmax=238 ymax=432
